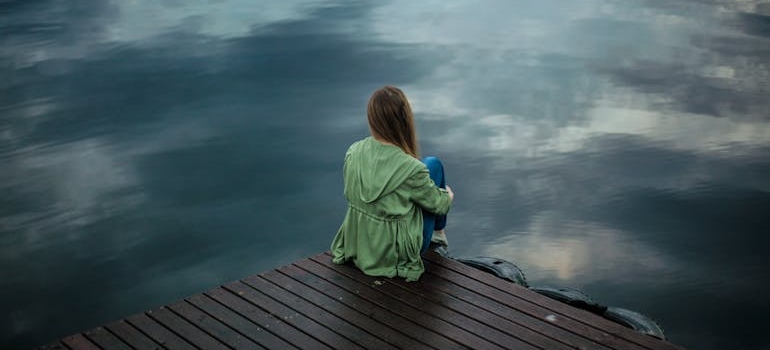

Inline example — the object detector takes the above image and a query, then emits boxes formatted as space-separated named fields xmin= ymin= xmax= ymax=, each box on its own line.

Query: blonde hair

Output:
xmin=367 ymin=86 xmax=419 ymax=158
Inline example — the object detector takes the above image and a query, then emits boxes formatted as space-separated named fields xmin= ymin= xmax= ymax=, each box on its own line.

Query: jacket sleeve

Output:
xmin=404 ymin=167 xmax=452 ymax=215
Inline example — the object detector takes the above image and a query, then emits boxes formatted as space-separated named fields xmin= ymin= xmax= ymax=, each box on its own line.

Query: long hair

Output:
xmin=367 ymin=86 xmax=420 ymax=158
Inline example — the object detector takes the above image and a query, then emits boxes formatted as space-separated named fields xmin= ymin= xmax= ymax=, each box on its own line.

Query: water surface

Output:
xmin=2 ymin=1 xmax=769 ymax=349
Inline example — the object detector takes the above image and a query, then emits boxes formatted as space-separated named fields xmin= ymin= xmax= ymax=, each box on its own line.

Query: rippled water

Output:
xmin=2 ymin=1 xmax=769 ymax=349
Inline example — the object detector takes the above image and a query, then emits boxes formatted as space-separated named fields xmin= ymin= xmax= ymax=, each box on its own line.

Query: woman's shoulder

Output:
xmin=345 ymin=137 xmax=370 ymax=155
xmin=345 ymin=136 xmax=423 ymax=168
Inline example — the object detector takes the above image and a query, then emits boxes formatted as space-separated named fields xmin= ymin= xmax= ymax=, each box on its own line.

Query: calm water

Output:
xmin=2 ymin=1 xmax=769 ymax=349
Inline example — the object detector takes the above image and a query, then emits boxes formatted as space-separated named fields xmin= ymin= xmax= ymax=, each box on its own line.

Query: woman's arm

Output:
xmin=405 ymin=168 xmax=453 ymax=215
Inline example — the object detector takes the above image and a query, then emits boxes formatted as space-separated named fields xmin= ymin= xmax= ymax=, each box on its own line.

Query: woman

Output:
xmin=330 ymin=86 xmax=454 ymax=282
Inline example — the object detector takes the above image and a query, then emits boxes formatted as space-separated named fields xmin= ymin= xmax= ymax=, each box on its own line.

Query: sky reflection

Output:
xmin=2 ymin=0 xmax=769 ymax=349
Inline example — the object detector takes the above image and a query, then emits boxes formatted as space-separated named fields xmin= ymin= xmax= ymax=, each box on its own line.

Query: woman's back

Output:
xmin=330 ymin=86 xmax=453 ymax=282
xmin=343 ymin=137 xmax=425 ymax=218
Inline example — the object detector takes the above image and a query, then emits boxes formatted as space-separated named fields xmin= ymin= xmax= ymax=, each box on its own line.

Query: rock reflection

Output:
xmin=2 ymin=0 xmax=769 ymax=349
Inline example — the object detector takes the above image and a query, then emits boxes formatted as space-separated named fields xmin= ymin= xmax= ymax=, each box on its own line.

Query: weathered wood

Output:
xmin=204 ymin=288 xmax=328 ymax=350
xmin=82 ymin=326 xmax=132 ymax=350
xmin=44 ymin=251 xmax=685 ymax=350
xmin=60 ymin=334 xmax=100 ymax=350
xmin=422 ymin=252 xmax=684 ymax=350
xmin=422 ymin=257 xmax=646 ymax=350
xmin=270 ymin=265 xmax=436 ymax=350
xmin=187 ymin=293 xmax=300 ymax=350
xmin=263 ymin=267 xmax=434 ymax=350
xmin=37 ymin=342 xmax=67 ymax=350
xmin=402 ymin=270 xmax=594 ymax=350
xmin=167 ymin=300 xmax=265 ymax=350
xmin=104 ymin=320 xmax=163 ymax=350
xmin=313 ymin=257 xmax=572 ymax=350
xmin=287 ymin=262 xmax=467 ymax=350
xmin=124 ymin=313 xmax=196 ymax=350
xmin=311 ymin=254 xmax=536 ymax=350
xmin=146 ymin=307 xmax=229 ymax=350
xmin=221 ymin=281 xmax=364 ymax=350
xmin=241 ymin=274 xmax=397 ymax=350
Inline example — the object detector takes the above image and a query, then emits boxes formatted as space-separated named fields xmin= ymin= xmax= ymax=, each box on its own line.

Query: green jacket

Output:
xmin=330 ymin=137 xmax=452 ymax=281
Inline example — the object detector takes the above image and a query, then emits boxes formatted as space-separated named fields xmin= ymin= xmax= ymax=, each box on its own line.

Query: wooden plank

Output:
xmin=289 ymin=259 xmax=466 ymax=349
xmin=146 ymin=307 xmax=229 ymax=350
xmin=263 ymin=267 xmax=431 ymax=350
xmin=60 ymin=334 xmax=100 ymax=350
xmin=221 ymin=281 xmax=363 ymax=350
xmin=396 ymin=269 xmax=598 ymax=350
xmin=204 ymin=288 xmax=328 ymax=350
xmin=83 ymin=326 xmax=133 ymax=350
xmin=167 ymin=300 xmax=265 ymax=350
xmin=187 ymin=293 xmax=300 ymax=350
xmin=37 ymin=342 xmax=67 ymax=350
xmin=419 ymin=256 xmax=648 ymax=350
xmin=414 ymin=270 xmax=613 ymax=350
xmin=273 ymin=264 xmax=437 ymax=350
xmin=294 ymin=258 xmax=478 ymax=350
xmin=125 ymin=313 xmax=196 ymax=350
xmin=422 ymin=252 xmax=684 ymax=350
xmin=241 ymin=274 xmax=399 ymax=350
xmin=309 ymin=255 xmax=533 ymax=350
xmin=45 ymin=252 xmax=686 ymax=350
xmin=105 ymin=320 xmax=163 ymax=350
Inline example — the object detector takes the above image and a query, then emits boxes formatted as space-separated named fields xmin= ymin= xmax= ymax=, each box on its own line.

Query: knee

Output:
xmin=421 ymin=156 xmax=444 ymax=176
xmin=421 ymin=156 xmax=442 ymax=170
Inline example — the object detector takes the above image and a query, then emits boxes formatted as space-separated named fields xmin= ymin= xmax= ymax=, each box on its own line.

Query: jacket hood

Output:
xmin=345 ymin=137 xmax=422 ymax=203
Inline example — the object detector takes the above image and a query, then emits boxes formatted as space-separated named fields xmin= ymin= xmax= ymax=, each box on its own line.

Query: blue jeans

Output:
xmin=420 ymin=156 xmax=448 ymax=253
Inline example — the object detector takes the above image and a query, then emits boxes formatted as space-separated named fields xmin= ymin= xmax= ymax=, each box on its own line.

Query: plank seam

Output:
xmin=413 ymin=269 xmax=579 ymax=350
xmin=144 ymin=311 xmax=206 ymax=350
xmin=421 ymin=269 xmax=613 ymax=350
xmin=221 ymin=281 xmax=354 ymax=350
xmin=378 ymin=273 xmax=553 ymax=350
xmin=251 ymin=274 xmax=399 ymax=350
xmin=311 ymin=255 xmax=436 ymax=310
xmin=164 ymin=302 xmax=238 ymax=350
xmin=102 ymin=325 xmax=141 ymax=350
xmin=280 ymin=264 xmax=440 ymax=350
xmin=318 ymin=252 xmax=608 ymax=349
xmin=423 ymin=253 xmax=677 ymax=350
xmin=308 ymin=256 xmax=516 ymax=350
xmin=61 ymin=334 xmax=103 ymax=350
xmin=114 ymin=320 xmax=166 ymax=350
xmin=193 ymin=292 xmax=297 ymax=350
xmin=294 ymin=259 xmax=476 ymax=350
xmin=123 ymin=316 xmax=191 ymax=350
xmin=59 ymin=340 xmax=75 ymax=350
xmin=182 ymin=299 xmax=266 ymax=349
xmin=422 ymin=258 xmax=648 ymax=350
xmin=201 ymin=290 xmax=311 ymax=350
xmin=81 ymin=331 xmax=109 ymax=350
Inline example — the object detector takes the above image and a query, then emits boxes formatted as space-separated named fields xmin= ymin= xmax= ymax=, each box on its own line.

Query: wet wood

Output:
xmin=82 ymin=327 xmax=132 ymax=350
xmin=186 ymin=292 xmax=299 ymax=349
xmin=146 ymin=307 xmax=229 ymax=350
xmin=59 ymin=334 xmax=100 ymax=350
xmin=40 ymin=251 xmax=685 ymax=350
xmin=104 ymin=320 xmax=162 ymax=350
xmin=124 ymin=313 xmax=196 ymax=350
xmin=423 ymin=252 xmax=685 ymax=350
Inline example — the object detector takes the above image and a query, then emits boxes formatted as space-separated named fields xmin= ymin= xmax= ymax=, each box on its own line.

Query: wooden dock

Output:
xmin=39 ymin=252 xmax=684 ymax=349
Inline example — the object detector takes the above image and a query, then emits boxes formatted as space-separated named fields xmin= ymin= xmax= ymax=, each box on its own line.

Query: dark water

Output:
xmin=2 ymin=1 xmax=769 ymax=349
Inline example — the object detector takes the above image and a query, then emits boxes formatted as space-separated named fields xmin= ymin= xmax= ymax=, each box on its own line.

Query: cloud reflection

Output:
xmin=1 ymin=138 xmax=143 ymax=243
xmin=1 ymin=1 xmax=449 ymax=347
xmin=483 ymin=212 xmax=673 ymax=283
xmin=1 ymin=0 xmax=769 ymax=349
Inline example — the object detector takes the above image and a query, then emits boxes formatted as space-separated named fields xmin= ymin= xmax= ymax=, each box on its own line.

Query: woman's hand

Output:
xmin=446 ymin=185 xmax=454 ymax=201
